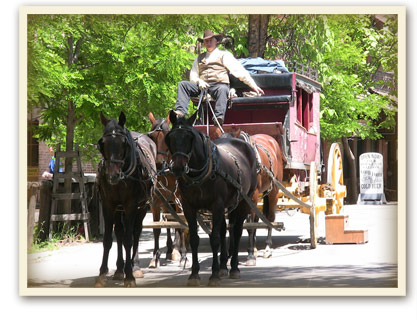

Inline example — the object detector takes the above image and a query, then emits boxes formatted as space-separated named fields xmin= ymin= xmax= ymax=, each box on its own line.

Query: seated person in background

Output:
xmin=174 ymin=29 xmax=264 ymax=126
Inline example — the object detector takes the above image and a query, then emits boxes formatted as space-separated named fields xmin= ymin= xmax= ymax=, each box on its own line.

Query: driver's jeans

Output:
xmin=174 ymin=81 xmax=229 ymax=122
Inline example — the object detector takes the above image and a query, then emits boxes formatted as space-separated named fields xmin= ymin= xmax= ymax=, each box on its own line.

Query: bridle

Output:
xmin=165 ymin=124 xmax=215 ymax=184
xmin=148 ymin=119 xmax=170 ymax=158
xmin=98 ymin=127 xmax=138 ymax=180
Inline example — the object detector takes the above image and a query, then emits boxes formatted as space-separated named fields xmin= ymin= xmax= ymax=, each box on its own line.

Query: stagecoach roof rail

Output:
xmin=285 ymin=61 xmax=319 ymax=81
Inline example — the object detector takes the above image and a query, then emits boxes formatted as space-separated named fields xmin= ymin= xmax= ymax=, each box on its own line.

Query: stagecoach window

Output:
xmin=297 ymin=88 xmax=314 ymax=130
xmin=296 ymin=89 xmax=314 ymax=131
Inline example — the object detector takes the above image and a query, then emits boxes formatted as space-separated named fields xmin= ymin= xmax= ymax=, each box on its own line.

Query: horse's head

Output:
xmin=164 ymin=110 xmax=198 ymax=177
xmin=98 ymin=111 xmax=129 ymax=185
xmin=148 ymin=112 xmax=171 ymax=170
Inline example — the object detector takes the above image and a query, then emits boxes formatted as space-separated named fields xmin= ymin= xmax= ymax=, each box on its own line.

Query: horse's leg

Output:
xmin=219 ymin=215 xmax=228 ymax=278
xmin=183 ymin=203 xmax=200 ymax=286
xmin=171 ymin=202 xmax=183 ymax=262
xmin=178 ymin=229 xmax=189 ymax=267
xmin=166 ymin=227 xmax=174 ymax=261
xmin=172 ymin=229 xmax=181 ymax=262
xmin=122 ymin=204 xmax=137 ymax=287
xmin=95 ymin=205 xmax=114 ymax=287
xmin=113 ymin=211 xmax=125 ymax=280
xmin=246 ymin=213 xmax=257 ymax=266
xmin=263 ymin=190 xmax=278 ymax=258
xmin=230 ymin=201 xmax=250 ymax=280
xmin=132 ymin=206 xmax=146 ymax=278
xmin=246 ymin=189 xmax=260 ymax=265
xmin=149 ymin=204 xmax=161 ymax=268
xmin=208 ymin=204 xmax=225 ymax=286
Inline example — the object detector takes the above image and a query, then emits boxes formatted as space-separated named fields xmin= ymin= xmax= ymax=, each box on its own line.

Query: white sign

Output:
xmin=359 ymin=153 xmax=384 ymax=195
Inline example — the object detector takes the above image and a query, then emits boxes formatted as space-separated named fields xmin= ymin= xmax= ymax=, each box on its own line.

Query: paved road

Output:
xmin=26 ymin=203 xmax=399 ymax=291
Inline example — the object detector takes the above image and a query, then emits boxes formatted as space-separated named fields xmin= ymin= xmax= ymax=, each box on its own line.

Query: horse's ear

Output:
xmin=169 ymin=110 xmax=177 ymax=125
xmin=187 ymin=111 xmax=198 ymax=126
xmin=149 ymin=112 xmax=156 ymax=125
xmin=234 ymin=128 xmax=241 ymax=138
xmin=119 ymin=112 xmax=126 ymax=127
xmin=100 ymin=111 xmax=109 ymax=126
xmin=165 ymin=113 xmax=170 ymax=125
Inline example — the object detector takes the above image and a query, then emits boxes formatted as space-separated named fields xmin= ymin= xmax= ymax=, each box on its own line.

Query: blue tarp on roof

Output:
xmin=238 ymin=57 xmax=289 ymax=74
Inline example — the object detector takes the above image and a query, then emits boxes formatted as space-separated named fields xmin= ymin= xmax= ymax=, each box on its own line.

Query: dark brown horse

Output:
xmin=95 ymin=111 xmax=157 ymax=287
xmin=165 ymin=110 xmax=258 ymax=286
xmin=221 ymin=129 xmax=285 ymax=265
xmin=147 ymin=112 xmax=188 ymax=268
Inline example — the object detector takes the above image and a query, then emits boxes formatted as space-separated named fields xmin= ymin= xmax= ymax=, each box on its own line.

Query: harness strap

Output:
xmin=259 ymin=163 xmax=311 ymax=209
xmin=153 ymin=187 xmax=188 ymax=228
xmin=215 ymin=167 xmax=282 ymax=231
xmin=181 ymin=137 xmax=215 ymax=186
xmin=255 ymin=142 xmax=274 ymax=195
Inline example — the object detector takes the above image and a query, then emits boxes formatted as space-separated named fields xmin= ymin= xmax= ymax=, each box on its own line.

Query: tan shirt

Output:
xmin=190 ymin=48 xmax=258 ymax=89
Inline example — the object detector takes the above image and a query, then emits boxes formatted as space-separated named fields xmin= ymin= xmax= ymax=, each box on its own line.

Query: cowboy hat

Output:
xmin=198 ymin=29 xmax=223 ymax=42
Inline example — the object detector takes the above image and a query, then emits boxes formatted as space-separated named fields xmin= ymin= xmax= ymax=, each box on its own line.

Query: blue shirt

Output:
xmin=49 ymin=157 xmax=63 ymax=173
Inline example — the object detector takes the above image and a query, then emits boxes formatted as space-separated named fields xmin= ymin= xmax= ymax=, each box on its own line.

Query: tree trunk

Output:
xmin=342 ymin=137 xmax=358 ymax=203
xmin=248 ymin=15 xmax=270 ymax=58
xmin=63 ymin=35 xmax=83 ymax=214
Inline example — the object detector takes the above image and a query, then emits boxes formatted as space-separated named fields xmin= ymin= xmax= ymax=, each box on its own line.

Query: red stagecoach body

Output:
xmin=194 ymin=71 xmax=323 ymax=174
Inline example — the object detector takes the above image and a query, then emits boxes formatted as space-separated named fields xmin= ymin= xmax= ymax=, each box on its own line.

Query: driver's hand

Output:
xmin=198 ymin=79 xmax=210 ymax=90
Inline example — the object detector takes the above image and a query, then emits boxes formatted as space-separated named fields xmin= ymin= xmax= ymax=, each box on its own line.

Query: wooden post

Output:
xmin=27 ymin=182 xmax=39 ymax=250
xmin=38 ymin=180 xmax=52 ymax=242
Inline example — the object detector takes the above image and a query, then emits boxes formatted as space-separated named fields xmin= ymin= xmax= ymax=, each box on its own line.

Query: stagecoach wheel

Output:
xmin=327 ymin=143 xmax=346 ymax=214
xmin=309 ymin=161 xmax=318 ymax=249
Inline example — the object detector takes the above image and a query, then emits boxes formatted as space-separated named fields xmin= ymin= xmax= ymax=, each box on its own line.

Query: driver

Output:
xmin=174 ymin=29 xmax=264 ymax=127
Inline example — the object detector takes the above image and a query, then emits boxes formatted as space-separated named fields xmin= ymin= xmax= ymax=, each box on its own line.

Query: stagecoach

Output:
xmin=186 ymin=62 xmax=347 ymax=249
xmin=95 ymin=61 xmax=348 ymax=286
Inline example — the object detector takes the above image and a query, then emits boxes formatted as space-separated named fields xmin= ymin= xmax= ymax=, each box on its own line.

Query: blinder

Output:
xmin=97 ymin=137 xmax=104 ymax=154
xmin=164 ymin=125 xmax=196 ymax=162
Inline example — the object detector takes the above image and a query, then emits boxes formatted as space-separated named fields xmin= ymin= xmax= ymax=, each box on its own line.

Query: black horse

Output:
xmin=165 ymin=110 xmax=258 ymax=286
xmin=95 ymin=111 xmax=157 ymax=287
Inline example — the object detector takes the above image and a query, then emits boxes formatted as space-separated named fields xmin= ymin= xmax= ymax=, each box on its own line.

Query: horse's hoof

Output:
xmin=208 ymin=276 xmax=221 ymax=287
xmin=172 ymin=249 xmax=181 ymax=261
xmin=148 ymin=259 xmax=160 ymax=269
xmin=245 ymin=258 xmax=256 ymax=266
xmin=166 ymin=251 xmax=173 ymax=261
xmin=133 ymin=268 xmax=144 ymax=278
xmin=263 ymin=250 xmax=272 ymax=259
xmin=124 ymin=279 xmax=136 ymax=287
xmin=187 ymin=275 xmax=201 ymax=287
xmin=229 ymin=270 xmax=240 ymax=279
xmin=112 ymin=271 xmax=124 ymax=281
xmin=95 ymin=275 xmax=107 ymax=287
xmin=219 ymin=268 xmax=229 ymax=278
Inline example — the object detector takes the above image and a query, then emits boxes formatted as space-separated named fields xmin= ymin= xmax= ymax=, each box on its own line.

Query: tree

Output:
xmin=265 ymin=14 xmax=397 ymax=201
xmin=28 ymin=14 xmax=398 ymax=202
xmin=248 ymin=15 xmax=269 ymax=58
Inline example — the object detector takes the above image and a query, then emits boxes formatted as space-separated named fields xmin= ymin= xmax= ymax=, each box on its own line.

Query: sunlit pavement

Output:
xmin=27 ymin=203 xmax=399 ymax=289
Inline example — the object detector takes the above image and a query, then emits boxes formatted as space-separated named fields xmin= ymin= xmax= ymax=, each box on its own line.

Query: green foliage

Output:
xmin=29 ymin=222 xmax=85 ymax=253
xmin=28 ymin=14 xmax=398 ymax=161
xmin=265 ymin=14 xmax=398 ymax=141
